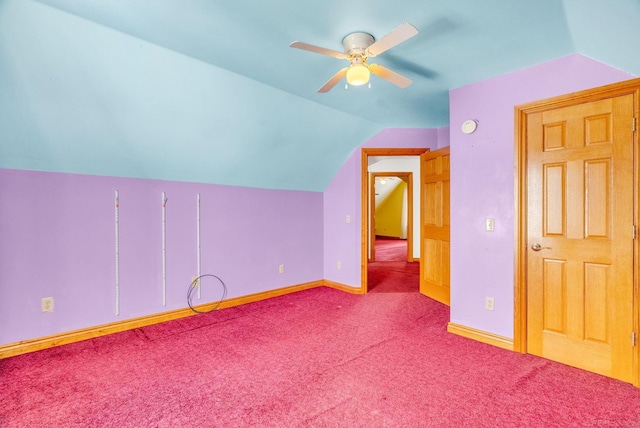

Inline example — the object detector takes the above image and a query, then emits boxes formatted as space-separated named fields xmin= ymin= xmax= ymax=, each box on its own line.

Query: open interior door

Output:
xmin=420 ymin=147 xmax=450 ymax=305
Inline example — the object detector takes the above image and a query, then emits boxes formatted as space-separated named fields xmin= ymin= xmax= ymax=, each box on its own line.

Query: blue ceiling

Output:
xmin=1 ymin=0 xmax=639 ymax=191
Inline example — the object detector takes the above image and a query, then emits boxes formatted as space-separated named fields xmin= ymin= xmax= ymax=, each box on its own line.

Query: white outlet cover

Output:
xmin=485 ymin=297 xmax=495 ymax=311
xmin=41 ymin=297 xmax=54 ymax=312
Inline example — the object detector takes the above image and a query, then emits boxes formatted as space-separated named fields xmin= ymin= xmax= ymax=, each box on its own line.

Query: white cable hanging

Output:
xmin=197 ymin=193 xmax=202 ymax=299
xmin=162 ymin=192 xmax=167 ymax=307
xmin=114 ymin=190 xmax=120 ymax=316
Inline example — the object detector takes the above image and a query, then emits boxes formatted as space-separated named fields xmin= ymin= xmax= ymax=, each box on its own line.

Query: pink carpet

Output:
xmin=367 ymin=261 xmax=419 ymax=293
xmin=368 ymin=237 xmax=419 ymax=293
xmin=2 ymin=287 xmax=640 ymax=427
xmin=373 ymin=236 xmax=407 ymax=262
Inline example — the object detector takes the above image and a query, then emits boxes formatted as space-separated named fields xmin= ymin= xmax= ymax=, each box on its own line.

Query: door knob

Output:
xmin=531 ymin=243 xmax=551 ymax=251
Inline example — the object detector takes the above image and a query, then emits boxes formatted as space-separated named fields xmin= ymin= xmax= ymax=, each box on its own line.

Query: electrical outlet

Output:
xmin=337 ymin=261 xmax=342 ymax=270
xmin=485 ymin=297 xmax=495 ymax=311
xmin=279 ymin=264 xmax=285 ymax=274
xmin=41 ymin=297 xmax=54 ymax=313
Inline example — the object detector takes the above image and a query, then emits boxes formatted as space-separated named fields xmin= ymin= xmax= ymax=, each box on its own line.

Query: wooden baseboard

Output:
xmin=323 ymin=279 xmax=365 ymax=294
xmin=0 ymin=280 xmax=324 ymax=360
xmin=2 ymin=283 xmax=511 ymax=360
xmin=447 ymin=322 xmax=514 ymax=351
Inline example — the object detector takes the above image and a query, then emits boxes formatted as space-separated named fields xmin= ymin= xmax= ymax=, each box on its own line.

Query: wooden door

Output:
xmin=420 ymin=147 xmax=450 ymax=305
xmin=526 ymin=94 xmax=635 ymax=382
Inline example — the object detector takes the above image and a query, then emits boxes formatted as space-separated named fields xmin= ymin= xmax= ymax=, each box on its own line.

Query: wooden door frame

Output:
xmin=369 ymin=172 xmax=413 ymax=263
xmin=514 ymin=78 xmax=640 ymax=386
xmin=361 ymin=148 xmax=430 ymax=293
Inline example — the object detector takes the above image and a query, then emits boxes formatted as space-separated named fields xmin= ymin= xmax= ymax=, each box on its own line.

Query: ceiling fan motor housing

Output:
xmin=342 ymin=32 xmax=375 ymax=57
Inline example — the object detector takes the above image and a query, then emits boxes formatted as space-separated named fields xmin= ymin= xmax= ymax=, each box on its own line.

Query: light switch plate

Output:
xmin=485 ymin=218 xmax=494 ymax=232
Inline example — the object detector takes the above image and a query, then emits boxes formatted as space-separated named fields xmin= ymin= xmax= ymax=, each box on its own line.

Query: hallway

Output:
xmin=368 ymin=237 xmax=419 ymax=293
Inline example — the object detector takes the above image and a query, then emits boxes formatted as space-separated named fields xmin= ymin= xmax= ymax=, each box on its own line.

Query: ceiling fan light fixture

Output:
xmin=346 ymin=63 xmax=370 ymax=86
xmin=290 ymin=23 xmax=418 ymax=92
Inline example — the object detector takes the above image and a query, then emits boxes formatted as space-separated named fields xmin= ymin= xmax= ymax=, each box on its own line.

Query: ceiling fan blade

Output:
xmin=369 ymin=64 xmax=413 ymax=88
xmin=318 ymin=68 xmax=348 ymax=93
xmin=366 ymin=23 xmax=418 ymax=57
xmin=290 ymin=41 xmax=348 ymax=59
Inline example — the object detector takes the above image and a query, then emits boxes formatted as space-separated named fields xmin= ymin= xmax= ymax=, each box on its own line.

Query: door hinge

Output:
xmin=633 ymin=117 xmax=637 ymax=132
xmin=633 ymin=332 xmax=637 ymax=347
xmin=633 ymin=225 xmax=638 ymax=240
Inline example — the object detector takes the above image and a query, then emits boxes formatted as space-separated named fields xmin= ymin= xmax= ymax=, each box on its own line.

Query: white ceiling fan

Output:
xmin=290 ymin=23 xmax=419 ymax=93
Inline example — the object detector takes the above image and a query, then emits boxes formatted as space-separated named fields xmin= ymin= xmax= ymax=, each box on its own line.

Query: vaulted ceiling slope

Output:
xmin=1 ymin=0 xmax=639 ymax=191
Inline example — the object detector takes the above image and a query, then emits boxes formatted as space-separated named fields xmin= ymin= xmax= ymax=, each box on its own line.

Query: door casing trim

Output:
xmin=361 ymin=148 xmax=429 ymax=293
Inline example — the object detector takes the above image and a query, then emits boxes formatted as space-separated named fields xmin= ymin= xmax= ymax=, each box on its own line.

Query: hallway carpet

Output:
xmin=373 ymin=236 xmax=407 ymax=262
xmin=367 ymin=261 xmax=419 ymax=293
xmin=2 ymin=287 xmax=640 ymax=427
xmin=368 ymin=237 xmax=418 ymax=293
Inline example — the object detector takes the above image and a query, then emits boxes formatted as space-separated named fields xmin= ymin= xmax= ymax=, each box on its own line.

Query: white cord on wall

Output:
xmin=197 ymin=193 xmax=202 ymax=299
xmin=115 ymin=190 xmax=120 ymax=316
xmin=162 ymin=192 xmax=167 ymax=307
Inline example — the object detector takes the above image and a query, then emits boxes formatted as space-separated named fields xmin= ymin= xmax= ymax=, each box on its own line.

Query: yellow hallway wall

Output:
xmin=375 ymin=180 xmax=406 ymax=238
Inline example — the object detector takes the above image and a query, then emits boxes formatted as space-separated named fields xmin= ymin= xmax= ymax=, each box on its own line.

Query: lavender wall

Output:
xmin=449 ymin=54 xmax=635 ymax=338
xmin=323 ymin=128 xmax=441 ymax=288
xmin=437 ymin=127 xmax=451 ymax=149
xmin=0 ymin=169 xmax=323 ymax=346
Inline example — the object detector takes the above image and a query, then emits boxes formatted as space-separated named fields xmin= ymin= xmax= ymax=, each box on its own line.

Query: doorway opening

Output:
xmin=369 ymin=172 xmax=413 ymax=263
xmin=361 ymin=148 xmax=429 ymax=293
